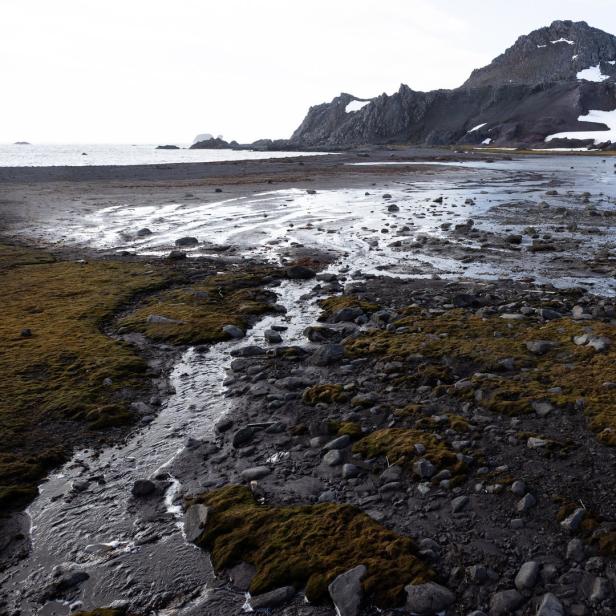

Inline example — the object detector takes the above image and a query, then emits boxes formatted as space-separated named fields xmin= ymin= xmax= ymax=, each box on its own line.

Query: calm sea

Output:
xmin=0 ymin=143 xmax=325 ymax=167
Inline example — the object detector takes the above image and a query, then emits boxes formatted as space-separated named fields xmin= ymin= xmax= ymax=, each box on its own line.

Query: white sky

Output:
xmin=2 ymin=0 xmax=616 ymax=144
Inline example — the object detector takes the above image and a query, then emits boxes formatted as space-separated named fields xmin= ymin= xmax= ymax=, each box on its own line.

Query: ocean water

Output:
xmin=0 ymin=143 xmax=326 ymax=167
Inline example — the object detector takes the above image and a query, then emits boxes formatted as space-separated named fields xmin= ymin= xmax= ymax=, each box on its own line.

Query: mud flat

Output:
xmin=0 ymin=152 xmax=615 ymax=616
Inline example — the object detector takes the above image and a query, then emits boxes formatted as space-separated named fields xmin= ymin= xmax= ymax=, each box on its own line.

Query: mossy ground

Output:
xmin=302 ymin=384 xmax=349 ymax=405
xmin=317 ymin=295 xmax=379 ymax=321
xmin=118 ymin=271 xmax=276 ymax=345
xmin=345 ymin=308 xmax=616 ymax=445
xmin=353 ymin=428 xmax=465 ymax=477
xmin=0 ymin=244 xmax=170 ymax=508
xmin=192 ymin=485 xmax=432 ymax=606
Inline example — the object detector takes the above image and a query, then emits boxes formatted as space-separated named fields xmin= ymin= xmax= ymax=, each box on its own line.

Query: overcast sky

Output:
xmin=2 ymin=0 xmax=616 ymax=144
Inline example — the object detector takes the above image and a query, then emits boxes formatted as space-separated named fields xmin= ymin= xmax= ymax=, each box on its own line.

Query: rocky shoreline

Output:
xmin=162 ymin=274 xmax=616 ymax=616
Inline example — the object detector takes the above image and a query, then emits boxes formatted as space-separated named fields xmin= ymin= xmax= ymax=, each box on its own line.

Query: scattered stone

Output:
xmin=175 ymin=236 xmax=199 ymax=247
xmin=232 ymin=426 xmax=256 ymax=448
xmin=250 ymin=586 xmax=295 ymax=609
xmin=240 ymin=466 xmax=271 ymax=481
xmin=131 ymin=479 xmax=156 ymax=497
xmin=404 ymin=582 xmax=455 ymax=615
xmin=489 ymin=589 xmax=524 ymax=615
xmin=264 ymin=329 xmax=282 ymax=344
xmin=323 ymin=435 xmax=351 ymax=451
xmin=536 ymin=593 xmax=564 ymax=616
xmin=590 ymin=577 xmax=612 ymax=603
xmin=310 ymin=343 xmax=345 ymax=366
xmin=286 ymin=265 xmax=316 ymax=279
xmin=222 ymin=324 xmax=244 ymax=339
xmin=526 ymin=340 xmax=555 ymax=355
xmin=323 ymin=450 xmax=344 ymax=466
xmin=514 ymin=561 xmax=540 ymax=591
xmin=451 ymin=495 xmax=470 ymax=513
xmin=413 ymin=458 xmax=436 ymax=479
xmin=566 ymin=538 xmax=585 ymax=562
xmin=516 ymin=493 xmax=537 ymax=513
xmin=560 ymin=508 xmax=585 ymax=532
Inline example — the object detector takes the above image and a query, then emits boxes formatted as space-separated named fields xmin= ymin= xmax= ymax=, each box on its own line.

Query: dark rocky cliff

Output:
xmin=289 ymin=21 xmax=616 ymax=149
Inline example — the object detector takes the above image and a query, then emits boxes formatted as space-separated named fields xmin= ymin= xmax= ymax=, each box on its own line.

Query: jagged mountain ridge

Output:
xmin=289 ymin=20 xmax=616 ymax=149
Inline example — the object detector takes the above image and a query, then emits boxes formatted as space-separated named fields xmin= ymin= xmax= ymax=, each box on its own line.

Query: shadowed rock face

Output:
xmin=289 ymin=20 xmax=616 ymax=149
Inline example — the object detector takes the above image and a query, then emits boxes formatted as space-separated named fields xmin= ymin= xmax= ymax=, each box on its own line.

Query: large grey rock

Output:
xmin=404 ymin=582 xmax=455 ymax=615
xmin=489 ymin=589 xmax=524 ymax=615
xmin=232 ymin=426 xmax=256 ymax=448
xmin=328 ymin=564 xmax=366 ymax=616
xmin=184 ymin=504 xmax=208 ymax=542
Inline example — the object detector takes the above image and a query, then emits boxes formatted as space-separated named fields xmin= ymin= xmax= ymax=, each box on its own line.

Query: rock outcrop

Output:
xmin=289 ymin=20 xmax=616 ymax=149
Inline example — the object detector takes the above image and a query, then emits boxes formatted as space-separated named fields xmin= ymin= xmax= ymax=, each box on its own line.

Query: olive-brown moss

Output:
xmin=118 ymin=272 xmax=275 ymax=345
xmin=317 ymin=295 xmax=379 ymax=321
xmin=192 ymin=485 xmax=432 ymax=606
xmin=0 ymin=244 xmax=168 ymax=508
xmin=302 ymin=384 xmax=349 ymax=405
xmin=352 ymin=428 xmax=465 ymax=476
xmin=345 ymin=309 xmax=616 ymax=445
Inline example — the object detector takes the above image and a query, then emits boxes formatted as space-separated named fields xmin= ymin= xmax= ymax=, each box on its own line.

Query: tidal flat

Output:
xmin=0 ymin=149 xmax=615 ymax=616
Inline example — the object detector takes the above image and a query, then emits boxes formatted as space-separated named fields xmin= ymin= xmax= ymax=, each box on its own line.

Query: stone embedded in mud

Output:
xmin=309 ymin=343 xmax=345 ymax=366
xmin=250 ymin=585 xmax=296 ymax=609
xmin=489 ymin=589 xmax=524 ymax=615
xmin=536 ymin=593 xmax=564 ymax=616
xmin=230 ymin=345 xmax=266 ymax=358
xmin=322 ymin=435 xmax=351 ymax=451
xmin=328 ymin=564 xmax=367 ymax=616
xmin=232 ymin=426 xmax=255 ymax=448
xmin=167 ymin=250 xmax=187 ymax=260
xmin=514 ymin=561 xmax=540 ymax=591
xmin=174 ymin=236 xmax=199 ymax=247
xmin=184 ymin=503 xmax=209 ymax=542
xmin=526 ymin=340 xmax=556 ymax=355
xmin=285 ymin=265 xmax=316 ymax=279
xmin=240 ymin=466 xmax=271 ymax=481
xmin=413 ymin=458 xmax=436 ymax=480
xmin=264 ymin=329 xmax=282 ymax=344
xmin=451 ymin=495 xmax=469 ymax=513
xmin=404 ymin=582 xmax=455 ymax=615
xmin=131 ymin=479 xmax=156 ymax=497
xmin=222 ymin=324 xmax=244 ymax=339
xmin=323 ymin=449 xmax=344 ymax=466
xmin=560 ymin=507 xmax=586 ymax=532
xmin=516 ymin=493 xmax=537 ymax=513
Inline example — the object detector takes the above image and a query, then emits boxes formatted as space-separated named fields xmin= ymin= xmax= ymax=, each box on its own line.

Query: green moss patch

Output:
xmin=345 ymin=309 xmax=616 ymax=445
xmin=353 ymin=428 xmax=465 ymax=476
xmin=192 ymin=485 xmax=432 ymax=606
xmin=317 ymin=295 xmax=379 ymax=321
xmin=302 ymin=384 xmax=349 ymax=405
xmin=0 ymin=244 xmax=170 ymax=509
xmin=118 ymin=272 xmax=275 ymax=345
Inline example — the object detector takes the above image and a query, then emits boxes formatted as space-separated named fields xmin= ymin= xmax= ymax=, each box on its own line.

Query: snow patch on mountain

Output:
xmin=577 ymin=64 xmax=609 ymax=82
xmin=552 ymin=38 xmax=575 ymax=45
xmin=468 ymin=123 xmax=487 ymax=133
xmin=345 ymin=100 xmax=371 ymax=113
xmin=546 ymin=109 xmax=616 ymax=144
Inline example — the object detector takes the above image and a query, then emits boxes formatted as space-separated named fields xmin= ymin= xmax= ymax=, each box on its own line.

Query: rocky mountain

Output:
xmin=289 ymin=20 xmax=616 ymax=149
